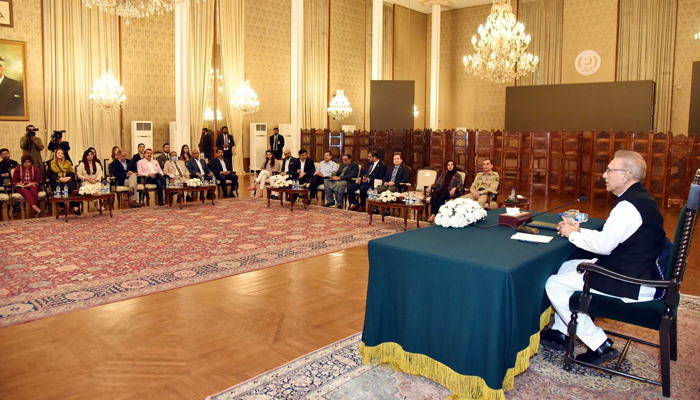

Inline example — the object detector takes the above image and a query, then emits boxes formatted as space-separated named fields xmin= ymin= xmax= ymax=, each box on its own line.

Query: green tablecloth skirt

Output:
xmin=360 ymin=209 xmax=604 ymax=400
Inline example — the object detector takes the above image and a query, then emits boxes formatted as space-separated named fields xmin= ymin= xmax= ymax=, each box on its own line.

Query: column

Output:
xmin=371 ymin=0 xmax=383 ymax=80
xmin=290 ymin=0 xmax=303 ymax=154
xmin=174 ymin=2 xmax=191 ymax=152
xmin=429 ymin=3 xmax=440 ymax=130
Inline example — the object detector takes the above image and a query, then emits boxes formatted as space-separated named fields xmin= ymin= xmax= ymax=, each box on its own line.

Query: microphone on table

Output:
xmin=498 ymin=195 xmax=587 ymax=234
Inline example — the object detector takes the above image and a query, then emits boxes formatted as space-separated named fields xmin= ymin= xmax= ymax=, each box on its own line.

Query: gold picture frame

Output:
xmin=0 ymin=0 xmax=13 ymax=28
xmin=0 ymin=39 xmax=29 ymax=120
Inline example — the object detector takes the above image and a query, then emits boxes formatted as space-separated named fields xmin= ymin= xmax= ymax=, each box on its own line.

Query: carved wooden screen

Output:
xmin=519 ymin=131 xmax=533 ymax=191
xmin=453 ymin=129 xmax=469 ymax=173
xmin=560 ymin=131 xmax=582 ymax=196
xmin=667 ymin=134 xmax=691 ymax=208
xmin=688 ymin=134 xmax=700 ymax=204
xmin=410 ymin=129 xmax=429 ymax=173
xmin=501 ymin=130 xmax=521 ymax=195
xmin=530 ymin=131 xmax=550 ymax=198
xmin=429 ymin=130 xmax=446 ymax=171
xmin=329 ymin=130 xmax=343 ymax=161
xmin=301 ymin=129 xmax=312 ymax=155
xmin=357 ymin=130 xmax=371 ymax=162
xmin=342 ymin=130 xmax=356 ymax=161
xmin=647 ymin=132 xmax=670 ymax=206
xmin=548 ymin=131 xmax=563 ymax=195
xmin=590 ymin=131 xmax=613 ymax=201
xmin=388 ymin=129 xmax=410 ymax=165
xmin=492 ymin=130 xmax=503 ymax=178
xmin=372 ymin=130 xmax=389 ymax=161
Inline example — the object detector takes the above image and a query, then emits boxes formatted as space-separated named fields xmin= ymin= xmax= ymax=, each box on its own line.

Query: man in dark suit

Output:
xmin=208 ymin=148 xmax=238 ymax=198
xmin=269 ymin=127 xmax=284 ymax=159
xmin=48 ymin=135 xmax=72 ymax=164
xmin=156 ymin=143 xmax=170 ymax=169
xmin=186 ymin=149 xmax=214 ymax=179
xmin=279 ymin=149 xmax=300 ymax=179
xmin=296 ymin=149 xmax=315 ymax=185
xmin=324 ymin=153 xmax=359 ymax=208
xmin=347 ymin=150 xmax=387 ymax=212
xmin=0 ymin=55 xmax=25 ymax=117
xmin=216 ymin=126 xmax=235 ymax=167
xmin=199 ymin=128 xmax=214 ymax=161
xmin=376 ymin=153 xmax=410 ymax=193
xmin=109 ymin=149 xmax=143 ymax=207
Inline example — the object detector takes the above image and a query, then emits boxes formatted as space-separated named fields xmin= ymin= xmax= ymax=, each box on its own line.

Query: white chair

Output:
xmin=414 ymin=168 xmax=439 ymax=202
xmin=8 ymin=167 xmax=47 ymax=216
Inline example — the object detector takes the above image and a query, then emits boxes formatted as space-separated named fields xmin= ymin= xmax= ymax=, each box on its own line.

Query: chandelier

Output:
xmin=230 ymin=79 xmax=260 ymax=115
xmin=82 ymin=0 xmax=204 ymax=25
xmin=463 ymin=0 xmax=538 ymax=83
xmin=327 ymin=89 xmax=352 ymax=121
xmin=89 ymin=69 xmax=126 ymax=111
xmin=413 ymin=104 xmax=419 ymax=120
xmin=203 ymin=108 xmax=223 ymax=121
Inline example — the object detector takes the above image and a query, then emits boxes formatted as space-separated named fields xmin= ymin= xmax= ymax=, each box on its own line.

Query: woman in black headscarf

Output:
xmin=426 ymin=160 xmax=463 ymax=223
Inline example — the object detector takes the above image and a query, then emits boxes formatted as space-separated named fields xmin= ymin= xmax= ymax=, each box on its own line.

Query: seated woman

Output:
xmin=76 ymin=149 xmax=105 ymax=210
xmin=179 ymin=144 xmax=192 ymax=162
xmin=426 ymin=160 xmax=463 ymax=223
xmin=248 ymin=150 xmax=279 ymax=198
xmin=46 ymin=148 xmax=81 ymax=215
xmin=12 ymin=154 xmax=43 ymax=217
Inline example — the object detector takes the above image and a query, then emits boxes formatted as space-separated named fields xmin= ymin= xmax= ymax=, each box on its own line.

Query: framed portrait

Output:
xmin=0 ymin=39 xmax=28 ymax=120
xmin=0 ymin=0 xmax=12 ymax=28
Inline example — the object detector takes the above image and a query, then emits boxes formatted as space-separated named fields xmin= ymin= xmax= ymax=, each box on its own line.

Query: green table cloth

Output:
xmin=360 ymin=209 xmax=604 ymax=400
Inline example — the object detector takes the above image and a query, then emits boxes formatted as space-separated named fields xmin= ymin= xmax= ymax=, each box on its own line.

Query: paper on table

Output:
xmin=511 ymin=232 xmax=553 ymax=243
xmin=506 ymin=207 xmax=521 ymax=215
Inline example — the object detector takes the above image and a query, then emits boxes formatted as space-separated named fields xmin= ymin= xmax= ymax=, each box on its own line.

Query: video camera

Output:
xmin=26 ymin=127 xmax=38 ymax=138
xmin=51 ymin=130 xmax=65 ymax=142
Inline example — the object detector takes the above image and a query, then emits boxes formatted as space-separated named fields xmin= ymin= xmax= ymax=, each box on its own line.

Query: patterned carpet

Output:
xmin=0 ymin=198 xmax=409 ymax=327
xmin=208 ymin=297 xmax=700 ymax=400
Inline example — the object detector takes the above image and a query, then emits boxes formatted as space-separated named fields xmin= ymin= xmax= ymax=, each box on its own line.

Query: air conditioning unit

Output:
xmin=169 ymin=122 xmax=177 ymax=149
xmin=249 ymin=123 xmax=267 ymax=171
xmin=131 ymin=121 xmax=153 ymax=154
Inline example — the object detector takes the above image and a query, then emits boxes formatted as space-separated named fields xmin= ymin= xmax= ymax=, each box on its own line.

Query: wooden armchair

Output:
xmin=564 ymin=170 xmax=700 ymax=398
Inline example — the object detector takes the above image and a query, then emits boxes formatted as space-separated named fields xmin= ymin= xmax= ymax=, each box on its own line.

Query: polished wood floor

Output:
xmin=1 ymin=175 xmax=698 ymax=400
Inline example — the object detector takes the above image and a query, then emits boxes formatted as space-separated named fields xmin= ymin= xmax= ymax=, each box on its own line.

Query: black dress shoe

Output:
xmin=575 ymin=339 xmax=619 ymax=365
xmin=271 ymin=194 xmax=279 ymax=200
xmin=540 ymin=328 xmax=569 ymax=351
xmin=349 ymin=204 xmax=359 ymax=211
xmin=323 ymin=202 xmax=335 ymax=207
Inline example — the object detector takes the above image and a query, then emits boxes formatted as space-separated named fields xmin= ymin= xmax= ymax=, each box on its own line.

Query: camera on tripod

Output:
xmin=26 ymin=127 xmax=38 ymax=138
xmin=51 ymin=130 xmax=65 ymax=142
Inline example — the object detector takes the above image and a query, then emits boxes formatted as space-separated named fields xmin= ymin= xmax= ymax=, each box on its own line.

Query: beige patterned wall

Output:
xmin=120 ymin=13 xmax=176 ymax=154
xmin=243 ymin=0 xmax=291 ymax=158
xmin=393 ymin=6 xmax=427 ymax=130
xmin=0 ymin=0 xmax=45 ymax=160
xmin=671 ymin=0 xmax=700 ymax=135
xmin=329 ymin=0 xmax=366 ymax=132
xmin=561 ymin=0 xmax=618 ymax=84
xmin=439 ymin=4 xmax=511 ymax=130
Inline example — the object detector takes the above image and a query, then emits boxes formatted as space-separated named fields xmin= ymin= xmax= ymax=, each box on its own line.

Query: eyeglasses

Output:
xmin=605 ymin=168 xmax=628 ymax=174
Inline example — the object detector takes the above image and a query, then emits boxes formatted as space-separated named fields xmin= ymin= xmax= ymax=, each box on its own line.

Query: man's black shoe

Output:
xmin=323 ymin=202 xmax=335 ymax=207
xmin=540 ymin=328 xmax=569 ymax=351
xmin=575 ymin=339 xmax=619 ymax=365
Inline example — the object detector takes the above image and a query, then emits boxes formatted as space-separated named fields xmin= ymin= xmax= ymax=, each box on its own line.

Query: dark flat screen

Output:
xmin=689 ymin=62 xmax=700 ymax=136
xmin=506 ymin=81 xmax=655 ymax=132
xmin=370 ymin=80 xmax=414 ymax=131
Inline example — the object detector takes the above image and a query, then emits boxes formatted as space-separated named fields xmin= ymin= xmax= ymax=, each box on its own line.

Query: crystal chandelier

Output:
xmin=203 ymin=107 xmax=222 ymax=121
xmin=327 ymin=89 xmax=352 ymax=121
xmin=413 ymin=104 xmax=419 ymax=120
xmin=463 ymin=0 xmax=539 ymax=83
xmin=230 ymin=79 xmax=260 ymax=115
xmin=82 ymin=0 xmax=204 ymax=25
xmin=89 ymin=69 xmax=126 ymax=111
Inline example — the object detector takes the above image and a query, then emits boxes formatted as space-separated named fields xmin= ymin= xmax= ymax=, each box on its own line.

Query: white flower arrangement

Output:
xmin=78 ymin=185 xmax=100 ymax=196
xmin=378 ymin=191 xmax=397 ymax=203
xmin=186 ymin=178 xmax=202 ymax=187
xmin=272 ymin=177 xmax=292 ymax=188
xmin=434 ymin=198 xmax=488 ymax=228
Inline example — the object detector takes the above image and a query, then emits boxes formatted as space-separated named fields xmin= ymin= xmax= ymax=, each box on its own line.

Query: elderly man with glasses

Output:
xmin=541 ymin=150 xmax=667 ymax=366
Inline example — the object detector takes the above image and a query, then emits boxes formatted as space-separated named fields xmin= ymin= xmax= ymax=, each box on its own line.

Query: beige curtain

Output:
xmin=516 ymin=0 xmax=563 ymax=86
xmin=43 ymin=0 xmax=120 ymax=162
xmin=382 ymin=3 xmax=394 ymax=80
xmin=190 ymin=0 xmax=216 ymax=146
xmin=617 ymin=0 xmax=677 ymax=133
xmin=219 ymin=0 xmax=245 ymax=175
xmin=303 ymin=0 xmax=329 ymax=129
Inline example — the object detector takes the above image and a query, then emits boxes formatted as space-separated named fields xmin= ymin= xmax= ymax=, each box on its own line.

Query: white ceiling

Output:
xmin=383 ymin=0 xmax=493 ymax=14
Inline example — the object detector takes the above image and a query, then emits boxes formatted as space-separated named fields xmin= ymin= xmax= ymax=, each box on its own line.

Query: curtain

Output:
xmin=516 ymin=0 xmax=563 ymax=86
xmin=43 ymin=0 xmax=120 ymax=162
xmin=189 ymin=0 xmax=216 ymax=147
xmin=617 ymin=0 xmax=677 ymax=132
xmin=382 ymin=3 xmax=394 ymax=80
xmin=219 ymin=0 xmax=245 ymax=175
xmin=303 ymin=0 xmax=329 ymax=129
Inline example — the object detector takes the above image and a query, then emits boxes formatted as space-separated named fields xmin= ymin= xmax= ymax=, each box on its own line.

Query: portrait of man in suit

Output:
xmin=0 ymin=40 xmax=28 ymax=120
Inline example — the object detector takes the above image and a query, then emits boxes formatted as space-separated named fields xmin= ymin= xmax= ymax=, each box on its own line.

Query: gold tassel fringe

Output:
xmin=360 ymin=308 xmax=553 ymax=400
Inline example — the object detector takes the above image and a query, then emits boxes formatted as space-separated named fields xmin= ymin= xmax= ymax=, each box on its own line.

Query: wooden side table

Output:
xmin=49 ymin=193 xmax=116 ymax=222
xmin=266 ymin=187 xmax=309 ymax=211
xmin=166 ymin=185 xmax=216 ymax=209
xmin=366 ymin=199 xmax=425 ymax=231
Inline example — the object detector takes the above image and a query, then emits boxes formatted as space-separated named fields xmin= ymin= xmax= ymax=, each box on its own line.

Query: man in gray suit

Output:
xmin=323 ymin=153 xmax=359 ymax=209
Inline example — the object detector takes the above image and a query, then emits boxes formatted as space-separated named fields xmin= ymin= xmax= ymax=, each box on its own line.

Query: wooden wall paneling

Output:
xmin=312 ymin=129 xmax=329 ymax=161
xmin=329 ymin=130 xmax=343 ymax=161
xmin=667 ymin=133 xmax=692 ymax=208
xmin=342 ymin=130 xmax=355 ymax=161
xmin=387 ymin=129 xmax=410 ymax=164
xmin=630 ymin=131 xmax=654 ymax=202
xmin=560 ymin=130 xmax=582 ymax=196
xmin=493 ymin=130 xmax=503 ymax=178
xmin=453 ymin=129 xmax=468 ymax=173
xmin=466 ymin=129 xmax=477 ymax=181
xmin=529 ymin=131 xmax=550 ymax=201
xmin=501 ymin=130 xmax=521 ymax=195
xmin=590 ymin=130 xmax=612 ymax=201
xmin=410 ymin=129 xmax=428 ymax=174
xmin=475 ymin=129 xmax=494 ymax=183
xmin=548 ymin=130 xmax=563 ymax=196
xmin=519 ymin=131 xmax=533 ymax=194
xmin=649 ymin=131 xmax=671 ymax=207
xmin=429 ymin=130 xmax=446 ymax=170
xmin=372 ymin=130 xmax=388 ymax=161
xmin=301 ymin=129 xmax=312 ymax=155
xmin=358 ymin=130 xmax=371 ymax=162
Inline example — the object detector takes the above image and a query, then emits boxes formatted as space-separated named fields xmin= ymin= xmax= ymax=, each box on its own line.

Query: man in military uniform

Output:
xmin=461 ymin=158 xmax=499 ymax=209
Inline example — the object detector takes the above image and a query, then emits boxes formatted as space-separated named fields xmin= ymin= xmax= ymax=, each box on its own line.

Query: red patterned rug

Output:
xmin=0 ymin=198 xmax=409 ymax=327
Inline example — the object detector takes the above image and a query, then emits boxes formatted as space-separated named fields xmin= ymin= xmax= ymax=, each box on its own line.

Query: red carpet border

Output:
xmin=0 ymin=198 xmax=409 ymax=327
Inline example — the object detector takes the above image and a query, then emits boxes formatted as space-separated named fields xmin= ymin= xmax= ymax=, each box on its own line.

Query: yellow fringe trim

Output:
xmin=360 ymin=308 xmax=553 ymax=400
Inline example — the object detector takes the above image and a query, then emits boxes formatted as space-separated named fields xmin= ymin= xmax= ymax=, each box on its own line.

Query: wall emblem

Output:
xmin=575 ymin=50 xmax=601 ymax=76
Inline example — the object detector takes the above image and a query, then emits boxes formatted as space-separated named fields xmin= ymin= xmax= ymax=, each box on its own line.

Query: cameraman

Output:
xmin=19 ymin=125 xmax=44 ymax=171
xmin=48 ymin=131 xmax=71 ymax=163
